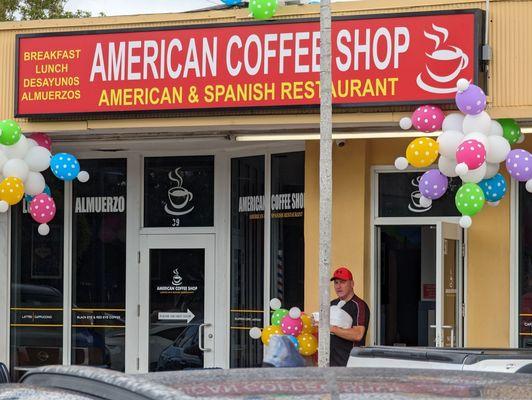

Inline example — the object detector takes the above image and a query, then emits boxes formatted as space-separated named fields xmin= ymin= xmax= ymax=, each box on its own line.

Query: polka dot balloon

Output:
xmin=271 ymin=308 xmax=289 ymax=326
xmin=455 ymin=183 xmax=485 ymax=217
xmin=411 ymin=105 xmax=445 ymax=133
xmin=50 ymin=153 xmax=80 ymax=181
xmin=420 ymin=169 xmax=449 ymax=200
xmin=497 ymin=119 xmax=521 ymax=145
xmin=222 ymin=0 xmax=242 ymax=5
xmin=297 ymin=333 xmax=318 ymax=356
xmin=455 ymin=83 xmax=487 ymax=115
xmin=281 ymin=314 xmax=303 ymax=336
xmin=29 ymin=193 xmax=56 ymax=224
xmin=300 ymin=313 xmax=314 ymax=334
xmin=260 ymin=325 xmax=282 ymax=345
xmin=405 ymin=137 xmax=439 ymax=168
xmin=0 ymin=119 xmax=22 ymax=146
xmin=479 ymin=173 xmax=507 ymax=203
xmin=286 ymin=334 xmax=300 ymax=350
xmin=506 ymin=149 xmax=532 ymax=182
xmin=29 ymin=132 xmax=52 ymax=151
xmin=0 ymin=177 xmax=24 ymax=205
xmin=456 ymin=139 xmax=486 ymax=170
xmin=249 ymin=0 xmax=278 ymax=20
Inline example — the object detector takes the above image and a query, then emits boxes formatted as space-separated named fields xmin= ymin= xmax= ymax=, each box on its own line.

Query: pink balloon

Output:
xmin=280 ymin=315 xmax=303 ymax=336
xmin=29 ymin=193 xmax=56 ymax=224
xmin=29 ymin=133 xmax=52 ymax=151
xmin=456 ymin=139 xmax=486 ymax=170
xmin=411 ymin=105 xmax=445 ymax=133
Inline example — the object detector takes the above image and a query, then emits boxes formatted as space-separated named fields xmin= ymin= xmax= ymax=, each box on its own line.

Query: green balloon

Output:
xmin=455 ymin=183 xmax=485 ymax=216
xmin=249 ymin=0 xmax=278 ymax=20
xmin=497 ymin=118 xmax=521 ymax=145
xmin=0 ymin=119 xmax=22 ymax=146
xmin=271 ymin=308 xmax=288 ymax=326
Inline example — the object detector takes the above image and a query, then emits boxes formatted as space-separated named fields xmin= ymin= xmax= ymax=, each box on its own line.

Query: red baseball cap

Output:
xmin=330 ymin=267 xmax=353 ymax=281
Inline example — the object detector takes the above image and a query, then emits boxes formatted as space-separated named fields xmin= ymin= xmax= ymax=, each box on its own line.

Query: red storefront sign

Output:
xmin=15 ymin=10 xmax=482 ymax=117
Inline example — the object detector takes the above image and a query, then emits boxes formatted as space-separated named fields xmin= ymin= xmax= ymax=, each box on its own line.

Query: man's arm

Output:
xmin=331 ymin=325 xmax=365 ymax=342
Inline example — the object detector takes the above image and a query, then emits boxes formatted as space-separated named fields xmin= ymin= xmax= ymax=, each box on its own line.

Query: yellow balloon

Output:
xmin=261 ymin=325 xmax=282 ymax=345
xmin=300 ymin=313 xmax=313 ymax=334
xmin=405 ymin=137 xmax=439 ymax=168
xmin=297 ymin=333 xmax=318 ymax=356
xmin=0 ymin=177 xmax=24 ymax=205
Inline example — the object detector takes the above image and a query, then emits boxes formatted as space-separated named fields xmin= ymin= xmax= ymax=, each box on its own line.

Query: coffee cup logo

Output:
xmin=172 ymin=268 xmax=183 ymax=286
xmin=408 ymin=176 xmax=432 ymax=213
xmin=164 ymin=167 xmax=195 ymax=216
xmin=416 ymin=24 xmax=469 ymax=94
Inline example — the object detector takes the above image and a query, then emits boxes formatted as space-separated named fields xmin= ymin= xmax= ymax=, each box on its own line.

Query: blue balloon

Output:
xmin=50 ymin=152 xmax=80 ymax=181
xmin=25 ymin=184 xmax=51 ymax=203
xmin=221 ymin=0 xmax=242 ymax=5
xmin=285 ymin=334 xmax=300 ymax=350
xmin=479 ymin=173 xmax=507 ymax=203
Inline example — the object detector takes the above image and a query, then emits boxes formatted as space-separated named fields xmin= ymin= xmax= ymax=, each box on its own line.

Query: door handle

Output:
xmin=199 ymin=323 xmax=212 ymax=352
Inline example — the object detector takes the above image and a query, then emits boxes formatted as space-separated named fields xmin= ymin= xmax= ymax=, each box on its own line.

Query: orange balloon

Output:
xmin=0 ymin=177 xmax=24 ymax=205
xmin=300 ymin=313 xmax=313 ymax=334
xmin=405 ymin=137 xmax=439 ymax=168
xmin=261 ymin=325 xmax=282 ymax=345
xmin=297 ymin=332 xmax=318 ymax=356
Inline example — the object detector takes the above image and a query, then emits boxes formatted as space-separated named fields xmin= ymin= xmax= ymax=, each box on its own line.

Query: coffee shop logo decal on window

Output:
xmin=409 ymin=176 xmax=432 ymax=213
xmin=172 ymin=268 xmax=183 ymax=286
xmin=164 ymin=167 xmax=194 ymax=216
xmin=416 ymin=24 xmax=469 ymax=94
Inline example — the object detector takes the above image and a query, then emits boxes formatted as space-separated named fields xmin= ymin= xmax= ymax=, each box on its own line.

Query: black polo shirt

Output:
xmin=330 ymin=295 xmax=370 ymax=367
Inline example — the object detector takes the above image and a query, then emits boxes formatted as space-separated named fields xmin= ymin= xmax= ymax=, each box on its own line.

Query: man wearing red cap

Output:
xmin=329 ymin=266 xmax=370 ymax=366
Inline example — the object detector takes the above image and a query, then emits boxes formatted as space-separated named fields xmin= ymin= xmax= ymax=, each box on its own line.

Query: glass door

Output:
xmin=435 ymin=222 xmax=463 ymax=347
xmin=139 ymin=235 xmax=215 ymax=372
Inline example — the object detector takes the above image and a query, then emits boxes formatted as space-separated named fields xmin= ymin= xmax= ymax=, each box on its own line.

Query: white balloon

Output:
xmin=437 ymin=130 xmax=464 ymax=159
xmin=460 ymin=163 xmax=487 ymax=183
xmin=438 ymin=156 xmax=459 ymax=177
xmin=488 ymin=120 xmax=503 ymax=137
xmin=455 ymin=162 xmax=469 ymax=176
xmin=462 ymin=132 xmax=489 ymax=149
xmin=24 ymin=146 xmax=51 ymax=172
xmin=399 ymin=117 xmax=413 ymax=130
xmin=457 ymin=79 xmax=470 ymax=91
xmin=486 ymin=135 xmax=511 ymax=164
xmin=463 ymin=111 xmax=492 ymax=135
xmin=289 ymin=307 xmax=301 ymax=319
xmin=2 ymin=159 xmax=29 ymax=181
xmin=24 ymin=171 xmax=45 ymax=196
xmin=38 ymin=223 xmax=50 ymax=236
xmin=460 ymin=216 xmax=472 ymax=229
xmin=484 ymin=162 xmax=500 ymax=179
xmin=269 ymin=298 xmax=282 ymax=311
xmin=249 ymin=327 xmax=262 ymax=340
xmin=0 ymin=150 xmax=7 ymax=172
xmin=517 ymin=134 xmax=525 ymax=144
xmin=77 ymin=170 xmax=90 ymax=183
xmin=3 ymin=135 xmax=29 ymax=160
xmin=527 ymin=180 xmax=532 ymax=193
xmin=27 ymin=138 xmax=38 ymax=148
xmin=442 ymin=113 xmax=465 ymax=132
xmin=394 ymin=157 xmax=409 ymax=170
xmin=487 ymin=201 xmax=500 ymax=207
xmin=419 ymin=196 xmax=432 ymax=208
xmin=0 ymin=200 xmax=8 ymax=213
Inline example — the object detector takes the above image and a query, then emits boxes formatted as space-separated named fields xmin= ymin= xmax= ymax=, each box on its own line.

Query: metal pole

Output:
xmin=318 ymin=0 xmax=332 ymax=368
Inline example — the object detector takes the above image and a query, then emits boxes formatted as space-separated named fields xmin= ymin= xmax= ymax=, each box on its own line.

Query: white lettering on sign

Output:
xmin=75 ymin=196 xmax=126 ymax=213
xmin=238 ymin=192 xmax=304 ymax=213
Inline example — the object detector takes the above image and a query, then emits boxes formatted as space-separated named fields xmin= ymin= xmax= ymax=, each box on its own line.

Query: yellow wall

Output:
xmin=305 ymin=137 xmax=518 ymax=347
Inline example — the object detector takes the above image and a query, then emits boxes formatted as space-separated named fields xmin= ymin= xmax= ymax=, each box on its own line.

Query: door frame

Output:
xmin=371 ymin=166 xmax=468 ymax=347
xmin=138 ymin=234 xmax=216 ymax=373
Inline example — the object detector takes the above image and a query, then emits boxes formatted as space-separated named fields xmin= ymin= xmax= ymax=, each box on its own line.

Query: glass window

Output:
xmin=71 ymin=159 xmax=126 ymax=370
xmin=379 ymin=172 xmax=461 ymax=218
xmin=10 ymin=171 xmax=64 ymax=381
xmin=270 ymin=152 xmax=305 ymax=310
xmin=144 ymin=156 xmax=214 ymax=228
xmin=519 ymin=182 xmax=532 ymax=347
xmin=230 ymin=156 xmax=264 ymax=368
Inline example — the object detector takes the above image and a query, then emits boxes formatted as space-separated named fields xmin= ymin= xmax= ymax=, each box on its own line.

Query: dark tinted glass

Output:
xmin=10 ymin=171 xmax=64 ymax=381
xmin=379 ymin=172 xmax=461 ymax=217
xmin=149 ymin=248 xmax=205 ymax=371
xmin=230 ymin=156 xmax=264 ymax=368
xmin=270 ymin=152 xmax=305 ymax=310
xmin=144 ymin=156 xmax=214 ymax=227
xmin=519 ymin=182 xmax=532 ymax=348
xmin=71 ymin=159 xmax=126 ymax=371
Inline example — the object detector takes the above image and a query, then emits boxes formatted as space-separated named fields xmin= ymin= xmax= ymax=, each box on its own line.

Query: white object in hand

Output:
xmin=330 ymin=301 xmax=353 ymax=330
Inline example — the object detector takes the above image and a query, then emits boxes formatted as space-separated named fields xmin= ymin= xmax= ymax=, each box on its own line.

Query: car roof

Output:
xmin=20 ymin=365 xmax=532 ymax=399
xmin=0 ymin=383 xmax=93 ymax=400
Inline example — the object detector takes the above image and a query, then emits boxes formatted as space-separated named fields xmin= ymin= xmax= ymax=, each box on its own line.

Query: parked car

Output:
xmin=347 ymin=346 xmax=532 ymax=373
xmin=19 ymin=364 xmax=532 ymax=399
xmin=0 ymin=384 xmax=93 ymax=400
